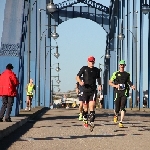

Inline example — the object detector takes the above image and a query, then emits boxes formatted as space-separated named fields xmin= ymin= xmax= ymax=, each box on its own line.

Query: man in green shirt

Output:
xmin=109 ymin=60 xmax=135 ymax=128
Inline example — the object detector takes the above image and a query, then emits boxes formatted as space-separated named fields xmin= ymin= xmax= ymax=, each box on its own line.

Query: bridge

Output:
xmin=0 ymin=0 xmax=150 ymax=116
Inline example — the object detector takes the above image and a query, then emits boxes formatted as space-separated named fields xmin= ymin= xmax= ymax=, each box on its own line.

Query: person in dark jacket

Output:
xmin=0 ymin=63 xmax=19 ymax=122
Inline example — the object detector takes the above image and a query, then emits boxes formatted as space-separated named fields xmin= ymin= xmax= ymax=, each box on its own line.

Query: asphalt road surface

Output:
xmin=0 ymin=108 xmax=150 ymax=150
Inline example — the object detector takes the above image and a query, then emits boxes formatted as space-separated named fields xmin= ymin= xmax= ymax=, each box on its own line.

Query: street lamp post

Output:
xmin=50 ymin=63 xmax=61 ymax=106
xmin=46 ymin=0 xmax=60 ymax=107
xmin=44 ymin=44 xmax=60 ymax=106
xmin=99 ymin=63 xmax=103 ymax=79
xmin=51 ymin=80 xmax=54 ymax=107
xmin=37 ymin=9 xmax=59 ymax=106
xmin=39 ymin=34 xmax=60 ymax=107
xmin=51 ymin=79 xmax=60 ymax=107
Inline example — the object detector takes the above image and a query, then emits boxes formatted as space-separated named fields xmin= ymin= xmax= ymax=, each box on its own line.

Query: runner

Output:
xmin=109 ymin=60 xmax=135 ymax=128
xmin=76 ymin=56 xmax=102 ymax=131
xmin=76 ymin=75 xmax=84 ymax=121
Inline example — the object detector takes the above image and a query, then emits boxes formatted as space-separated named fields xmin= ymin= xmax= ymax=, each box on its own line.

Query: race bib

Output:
xmin=118 ymin=84 xmax=125 ymax=90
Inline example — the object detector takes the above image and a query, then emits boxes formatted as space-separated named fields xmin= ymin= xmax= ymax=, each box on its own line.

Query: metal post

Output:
xmin=126 ymin=0 xmax=131 ymax=108
xmin=27 ymin=0 xmax=31 ymax=83
xmin=44 ymin=35 xmax=46 ymax=107
xmin=99 ymin=63 xmax=102 ymax=84
xmin=122 ymin=0 xmax=125 ymax=59
xmin=139 ymin=0 xmax=144 ymax=109
xmin=49 ymin=14 xmax=52 ymax=107
xmin=148 ymin=0 xmax=150 ymax=108
xmin=35 ymin=0 xmax=38 ymax=107
xmin=127 ymin=0 xmax=131 ymax=72
xmin=103 ymin=34 xmax=109 ymax=109
xmin=37 ymin=9 xmax=41 ymax=106
xmin=58 ymin=73 xmax=60 ymax=80
xmin=58 ymin=63 xmax=59 ymax=69
xmin=117 ymin=0 xmax=121 ymax=67
xmin=135 ymin=11 xmax=138 ymax=108
xmin=132 ymin=0 xmax=137 ymax=108
xmin=126 ymin=0 xmax=130 ymax=108
xmin=51 ymin=80 xmax=53 ymax=106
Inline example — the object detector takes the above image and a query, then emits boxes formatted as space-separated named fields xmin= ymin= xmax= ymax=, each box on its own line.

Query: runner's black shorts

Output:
xmin=114 ymin=92 xmax=127 ymax=113
xmin=79 ymin=95 xmax=83 ymax=101
xmin=27 ymin=95 xmax=33 ymax=100
xmin=82 ymin=90 xmax=97 ymax=104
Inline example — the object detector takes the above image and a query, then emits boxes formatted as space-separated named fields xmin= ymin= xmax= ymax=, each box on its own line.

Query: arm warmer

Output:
xmin=97 ymin=77 xmax=101 ymax=85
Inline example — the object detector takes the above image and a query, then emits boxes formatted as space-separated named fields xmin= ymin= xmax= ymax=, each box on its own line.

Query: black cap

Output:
xmin=6 ymin=63 xmax=14 ymax=70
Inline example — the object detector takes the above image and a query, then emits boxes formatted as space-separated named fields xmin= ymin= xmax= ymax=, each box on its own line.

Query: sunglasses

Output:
xmin=89 ymin=61 xmax=95 ymax=63
xmin=120 ymin=64 xmax=125 ymax=66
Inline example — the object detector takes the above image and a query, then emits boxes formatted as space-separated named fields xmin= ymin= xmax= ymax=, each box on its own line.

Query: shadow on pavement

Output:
xmin=16 ymin=133 xmax=144 ymax=141
xmin=38 ymin=113 xmax=113 ymax=121
xmin=125 ymin=113 xmax=150 ymax=117
xmin=0 ymin=109 xmax=49 ymax=150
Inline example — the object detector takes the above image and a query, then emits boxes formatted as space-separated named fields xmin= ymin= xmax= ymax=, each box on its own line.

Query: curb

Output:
xmin=0 ymin=107 xmax=48 ymax=140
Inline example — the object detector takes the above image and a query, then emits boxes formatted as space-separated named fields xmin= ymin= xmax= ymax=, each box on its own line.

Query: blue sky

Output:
xmin=0 ymin=0 xmax=148 ymax=92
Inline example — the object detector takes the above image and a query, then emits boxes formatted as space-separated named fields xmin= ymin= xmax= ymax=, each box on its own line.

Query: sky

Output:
xmin=0 ymin=0 xmax=149 ymax=92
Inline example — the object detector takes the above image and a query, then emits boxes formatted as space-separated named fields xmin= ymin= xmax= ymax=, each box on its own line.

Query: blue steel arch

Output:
xmin=55 ymin=0 xmax=109 ymax=14
xmin=50 ymin=6 xmax=109 ymax=34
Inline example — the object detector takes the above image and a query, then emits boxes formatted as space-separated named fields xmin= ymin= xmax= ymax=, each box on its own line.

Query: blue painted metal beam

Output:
xmin=139 ymin=0 xmax=144 ymax=109
xmin=148 ymin=0 xmax=150 ymax=108
xmin=103 ymin=35 xmax=109 ymax=109
xmin=29 ymin=0 xmax=38 ymax=108
xmin=36 ymin=6 xmax=41 ymax=106
xmin=109 ymin=38 xmax=116 ymax=109
xmin=108 ymin=1 xmax=117 ymax=109
xmin=117 ymin=0 xmax=121 ymax=65
xmin=55 ymin=0 xmax=109 ymax=14
xmin=121 ymin=0 xmax=125 ymax=60
xmin=132 ymin=0 xmax=137 ymax=108
xmin=0 ymin=0 xmax=25 ymax=115
xmin=126 ymin=0 xmax=131 ymax=108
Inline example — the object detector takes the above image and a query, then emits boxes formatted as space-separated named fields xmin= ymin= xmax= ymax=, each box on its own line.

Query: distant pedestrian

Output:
xmin=25 ymin=78 xmax=35 ymax=111
xmin=0 ymin=63 xmax=19 ymax=122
